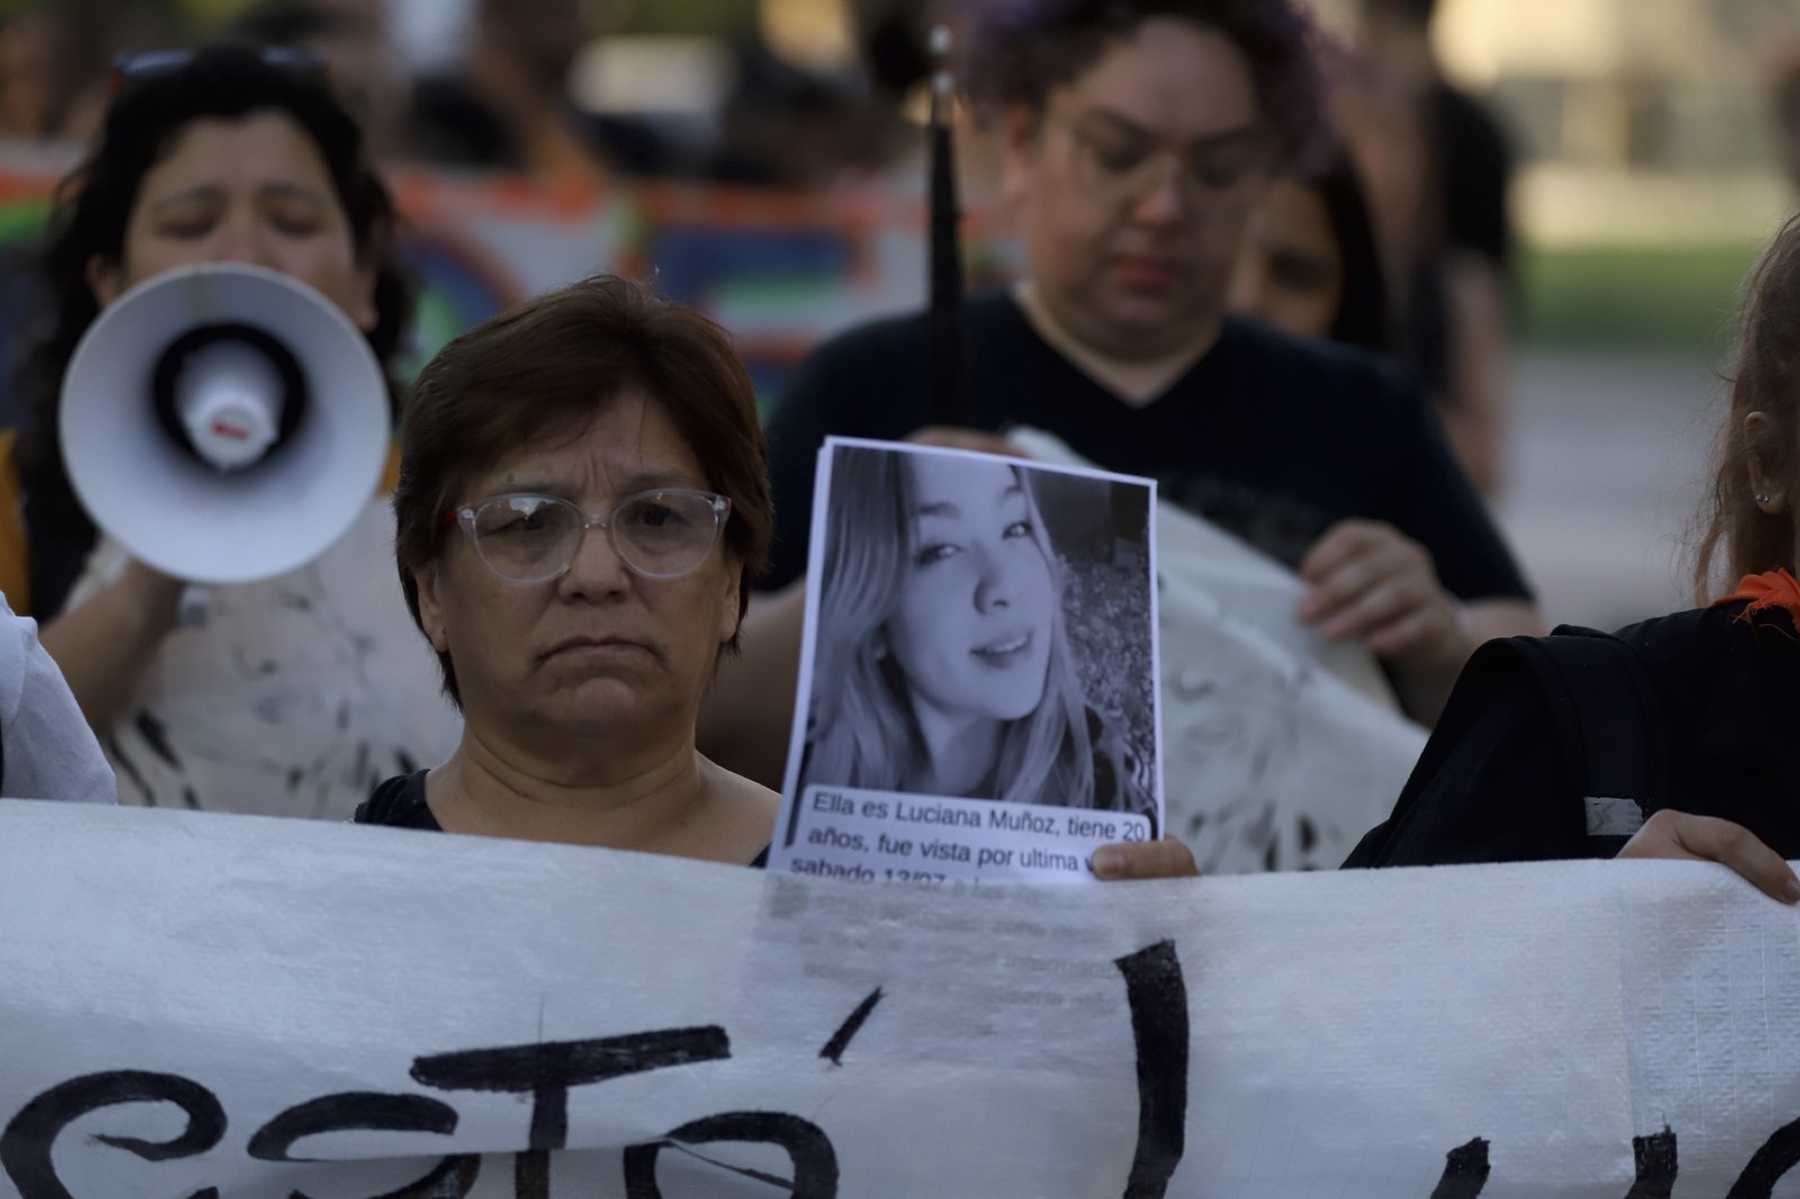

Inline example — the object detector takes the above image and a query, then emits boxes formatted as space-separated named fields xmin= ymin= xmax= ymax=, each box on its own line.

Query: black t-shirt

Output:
xmin=1404 ymin=83 xmax=1516 ymax=405
xmin=354 ymin=770 xmax=445 ymax=830
xmin=355 ymin=770 xmax=771 ymax=869
xmin=1347 ymin=603 xmax=1800 ymax=867
xmin=1429 ymin=81 xmax=1514 ymax=277
xmin=763 ymin=291 xmax=1531 ymax=602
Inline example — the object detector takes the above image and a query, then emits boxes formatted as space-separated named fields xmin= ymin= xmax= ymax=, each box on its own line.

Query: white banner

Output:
xmin=5 ymin=800 xmax=1800 ymax=1197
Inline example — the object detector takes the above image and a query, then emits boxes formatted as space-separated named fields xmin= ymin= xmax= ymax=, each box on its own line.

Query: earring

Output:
xmin=1758 ymin=493 xmax=1772 ymax=507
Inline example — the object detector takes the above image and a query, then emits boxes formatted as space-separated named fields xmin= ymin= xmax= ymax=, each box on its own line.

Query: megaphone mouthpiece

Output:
xmin=160 ymin=330 xmax=296 ymax=473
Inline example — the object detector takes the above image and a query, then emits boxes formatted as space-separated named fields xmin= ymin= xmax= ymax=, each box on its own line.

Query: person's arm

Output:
xmin=1300 ymin=361 xmax=1541 ymax=725
xmin=1350 ymin=656 xmax=1800 ymax=901
xmin=699 ymin=581 xmax=807 ymax=789
xmin=1391 ymin=595 xmax=1540 ymax=724
xmin=1438 ymin=252 xmax=1512 ymax=496
xmin=1344 ymin=638 xmax=1578 ymax=868
xmin=3 ymin=598 xmax=116 ymax=802
xmin=38 ymin=559 xmax=183 ymax=731
xmin=761 ymin=345 xmax=849 ymax=592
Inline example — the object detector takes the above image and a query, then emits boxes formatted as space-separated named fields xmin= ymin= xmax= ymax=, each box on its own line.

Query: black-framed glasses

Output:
xmin=454 ymin=489 xmax=732 ymax=584
xmin=110 ymin=47 xmax=328 ymax=96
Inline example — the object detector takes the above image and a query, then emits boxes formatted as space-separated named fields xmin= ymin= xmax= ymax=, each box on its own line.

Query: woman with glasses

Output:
xmin=356 ymin=275 xmax=779 ymax=857
xmin=4 ymin=44 xmax=459 ymax=814
xmin=707 ymin=0 xmax=1539 ymax=875
xmin=360 ymin=275 xmax=1195 ymax=880
xmin=752 ymin=1 xmax=1538 ymax=729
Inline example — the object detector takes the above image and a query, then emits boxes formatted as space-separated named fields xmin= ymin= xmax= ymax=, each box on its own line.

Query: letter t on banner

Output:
xmin=410 ymin=1027 xmax=731 ymax=1198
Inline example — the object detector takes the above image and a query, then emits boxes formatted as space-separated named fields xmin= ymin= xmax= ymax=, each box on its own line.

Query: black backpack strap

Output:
xmin=1508 ymin=626 xmax=1670 ymax=855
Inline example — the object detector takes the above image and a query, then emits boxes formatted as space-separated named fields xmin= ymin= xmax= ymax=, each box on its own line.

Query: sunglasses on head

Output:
xmin=109 ymin=46 xmax=328 ymax=96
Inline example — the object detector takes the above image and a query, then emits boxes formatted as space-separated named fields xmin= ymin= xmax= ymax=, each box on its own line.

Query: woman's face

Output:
xmin=883 ymin=456 xmax=1056 ymax=726
xmin=87 ymin=111 xmax=377 ymax=331
xmin=414 ymin=389 xmax=742 ymax=754
xmin=1001 ymin=18 xmax=1270 ymax=361
xmin=1226 ymin=178 xmax=1344 ymax=341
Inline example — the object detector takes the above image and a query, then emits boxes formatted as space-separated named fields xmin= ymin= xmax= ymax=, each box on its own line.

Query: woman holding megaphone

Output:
xmin=4 ymin=44 xmax=460 ymax=815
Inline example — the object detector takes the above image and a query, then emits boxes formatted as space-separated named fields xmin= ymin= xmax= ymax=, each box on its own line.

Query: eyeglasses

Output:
xmin=453 ymin=489 xmax=732 ymax=584
xmin=1050 ymin=111 xmax=1273 ymax=208
xmin=110 ymin=47 xmax=328 ymax=96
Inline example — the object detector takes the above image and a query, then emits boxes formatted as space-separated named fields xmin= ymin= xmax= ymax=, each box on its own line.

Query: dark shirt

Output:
xmin=1348 ymin=603 xmax=1800 ymax=866
xmin=355 ymin=770 xmax=771 ymax=869
xmin=1407 ymin=82 xmax=1516 ymax=406
xmin=1429 ymin=81 xmax=1514 ymax=278
xmin=763 ymin=291 xmax=1531 ymax=604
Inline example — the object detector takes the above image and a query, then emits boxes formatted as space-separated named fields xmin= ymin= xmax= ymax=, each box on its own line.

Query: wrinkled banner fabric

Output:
xmin=3 ymin=800 xmax=1800 ymax=1197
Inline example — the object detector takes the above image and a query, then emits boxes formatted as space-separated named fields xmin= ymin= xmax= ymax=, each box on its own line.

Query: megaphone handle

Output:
xmin=177 ymin=585 xmax=211 ymax=628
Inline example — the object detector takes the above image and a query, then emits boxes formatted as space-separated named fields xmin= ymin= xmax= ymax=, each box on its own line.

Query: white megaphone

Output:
xmin=60 ymin=263 xmax=390 ymax=585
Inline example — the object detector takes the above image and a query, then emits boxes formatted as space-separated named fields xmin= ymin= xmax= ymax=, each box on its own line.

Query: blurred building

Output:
xmin=1432 ymin=0 xmax=1793 ymax=244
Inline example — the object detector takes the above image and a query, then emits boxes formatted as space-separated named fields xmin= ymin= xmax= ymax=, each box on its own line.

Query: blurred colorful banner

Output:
xmin=0 ymin=141 xmax=1019 ymax=423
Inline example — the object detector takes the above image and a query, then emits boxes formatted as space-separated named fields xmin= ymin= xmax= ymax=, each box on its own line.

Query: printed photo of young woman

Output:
xmin=771 ymin=439 xmax=1161 ymax=885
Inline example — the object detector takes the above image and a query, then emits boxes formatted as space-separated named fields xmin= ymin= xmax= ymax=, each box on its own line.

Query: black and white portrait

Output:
xmin=792 ymin=440 xmax=1159 ymax=822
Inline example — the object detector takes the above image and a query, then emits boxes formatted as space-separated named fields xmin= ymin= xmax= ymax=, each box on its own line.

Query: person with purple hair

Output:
xmin=703 ymin=1 xmax=1542 ymax=803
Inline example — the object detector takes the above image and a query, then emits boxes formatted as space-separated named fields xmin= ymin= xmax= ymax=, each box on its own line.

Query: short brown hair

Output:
xmin=1694 ymin=215 xmax=1800 ymax=599
xmin=393 ymin=276 xmax=774 ymax=704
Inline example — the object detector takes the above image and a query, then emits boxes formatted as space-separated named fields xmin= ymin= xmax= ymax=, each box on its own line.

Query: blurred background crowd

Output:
xmin=0 ymin=0 xmax=1796 ymax=630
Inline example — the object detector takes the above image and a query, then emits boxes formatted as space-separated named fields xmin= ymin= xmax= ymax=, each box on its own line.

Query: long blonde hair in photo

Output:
xmin=803 ymin=447 xmax=1096 ymax=806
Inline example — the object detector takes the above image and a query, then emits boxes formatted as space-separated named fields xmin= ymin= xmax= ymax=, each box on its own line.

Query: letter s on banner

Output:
xmin=247 ymin=1091 xmax=480 ymax=1198
xmin=0 ymin=1070 xmax=226 ymax=1199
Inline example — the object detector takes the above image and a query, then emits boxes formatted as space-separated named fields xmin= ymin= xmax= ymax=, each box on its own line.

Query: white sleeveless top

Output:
xmin=68 ymin=500 xmax=462 ymax=820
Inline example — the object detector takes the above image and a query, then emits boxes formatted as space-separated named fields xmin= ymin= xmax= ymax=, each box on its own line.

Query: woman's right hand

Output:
xmin=1617 ymin=810 xmax=1800 ymax=904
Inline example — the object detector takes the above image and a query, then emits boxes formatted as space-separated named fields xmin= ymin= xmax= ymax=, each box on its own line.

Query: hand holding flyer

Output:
xmin=767 ymin=438 xmax=1163 ymax=884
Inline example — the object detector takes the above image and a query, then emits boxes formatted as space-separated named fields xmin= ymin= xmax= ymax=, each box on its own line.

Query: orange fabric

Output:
xmin=0 ymin=429 xmax=29 ymax=616
xmin=1718 ymin=568 xmax=1800 ymax=623
xmin=381 ymin=441 xmax=401 ymax=494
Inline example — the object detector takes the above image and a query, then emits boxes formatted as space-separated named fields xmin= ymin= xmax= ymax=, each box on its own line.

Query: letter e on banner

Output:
xmin=247 ymin=1091 xmax=480 ymax=1198
xmin=1 ymin=1070 xmax=225 ymax=1199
